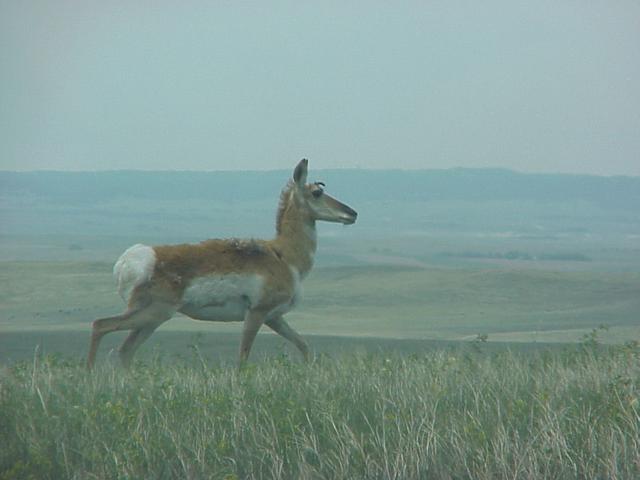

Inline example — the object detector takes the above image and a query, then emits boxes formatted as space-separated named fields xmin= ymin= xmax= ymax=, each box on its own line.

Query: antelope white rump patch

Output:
xmin=113 ymin=244 xmax=156 ymax=302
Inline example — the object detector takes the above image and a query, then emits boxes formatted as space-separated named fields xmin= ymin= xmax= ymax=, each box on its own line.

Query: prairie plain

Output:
xmin=2 ymin=169 xmax=640 ymax=479
xmin=1 ymin=233 xmax=639 ymax=365
xmin=1 ymin=168 xmax=640 ymax=362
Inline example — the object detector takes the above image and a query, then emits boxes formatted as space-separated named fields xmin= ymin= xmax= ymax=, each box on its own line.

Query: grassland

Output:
xmin=1 ymin=170 xmax=639 ymax=479
xmin=2 ymin=341 xmax=639 ymax=479
xmin=1 ymin=242 xmax=639 ymax=478
xmin=1 ymin=256 xmax=639 ymax=365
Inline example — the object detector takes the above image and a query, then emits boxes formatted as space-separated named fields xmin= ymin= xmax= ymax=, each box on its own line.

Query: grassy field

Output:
xmin=1 ymin=256 xmax=639 ymax=365
xmin=2 ymin=341 xmax=639 ymax=479
xmin=1 ymin=228 xmax=639 ymax=478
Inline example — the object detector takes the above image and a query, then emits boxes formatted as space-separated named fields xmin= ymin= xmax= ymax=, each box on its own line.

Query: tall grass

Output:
xmin=1 ymin=341 xmax=639 ymax=479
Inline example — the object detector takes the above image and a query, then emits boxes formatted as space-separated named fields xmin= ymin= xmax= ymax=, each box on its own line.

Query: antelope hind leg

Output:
xmin=87 ymin=303 xmax=174 ymax=369
xmin=87 ymin=310 xmax=136 ymax=369
xmin=119 ymin=325 xmax=159 ymax=369
xmin=265 ymin=316 xmax=310 ymax=362
xmin=117 ymin=303 xmax=176 ymax=368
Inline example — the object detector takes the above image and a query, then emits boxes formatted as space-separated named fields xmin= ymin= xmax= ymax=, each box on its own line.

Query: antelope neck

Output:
xmin=272 ymin=192 xmax=317 ymax=277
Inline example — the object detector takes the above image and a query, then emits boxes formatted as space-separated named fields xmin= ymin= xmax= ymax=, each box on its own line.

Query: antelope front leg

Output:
xmin=239 ymin=309 xmax=266 ymax=367
xmin=265 ymin=316 xmax=310 ymax=362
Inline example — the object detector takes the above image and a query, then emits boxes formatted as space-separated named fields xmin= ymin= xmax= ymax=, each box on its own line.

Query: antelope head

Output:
xmin=293 ymin=159 xmax=358 ymax=225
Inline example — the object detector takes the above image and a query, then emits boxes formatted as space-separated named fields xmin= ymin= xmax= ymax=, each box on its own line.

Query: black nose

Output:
xmin=345 ymin=206 xmax=358 ymax=218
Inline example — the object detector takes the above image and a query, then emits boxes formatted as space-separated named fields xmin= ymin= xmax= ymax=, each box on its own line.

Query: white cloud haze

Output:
xmin=1 ymin=1 xmax=639 ymax=175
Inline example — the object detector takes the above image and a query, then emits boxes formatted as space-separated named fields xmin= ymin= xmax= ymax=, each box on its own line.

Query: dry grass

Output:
xmin=2 ymin=338 xmax=639 ymax=479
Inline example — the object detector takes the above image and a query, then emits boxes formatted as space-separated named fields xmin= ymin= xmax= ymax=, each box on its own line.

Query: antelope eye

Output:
xmin=311 ymin=189 xmax=323 ymax=198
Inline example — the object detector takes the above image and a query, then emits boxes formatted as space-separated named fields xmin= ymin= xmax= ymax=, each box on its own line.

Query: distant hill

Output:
xmin=1 ymin=169 xmax=639 ymax=241
xmin=1 ymin=168 xmax=639 ymax=209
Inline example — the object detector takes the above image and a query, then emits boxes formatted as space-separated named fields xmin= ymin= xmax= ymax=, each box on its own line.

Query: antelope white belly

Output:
xmin=180 ymin=274 xmax=264 ymax=322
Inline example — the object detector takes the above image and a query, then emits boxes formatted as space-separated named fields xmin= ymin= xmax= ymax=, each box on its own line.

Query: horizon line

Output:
xmin=0 ymin=166 xmax=638 ymax=179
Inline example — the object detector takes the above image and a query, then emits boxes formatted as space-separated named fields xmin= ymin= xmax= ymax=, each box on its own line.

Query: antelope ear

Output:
xmin=293 ymin=158 xmax=308 ymax=186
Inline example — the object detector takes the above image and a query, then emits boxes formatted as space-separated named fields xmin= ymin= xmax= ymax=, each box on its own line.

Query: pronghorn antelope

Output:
xmin=87 ymin=159 xmax=357 ymax=368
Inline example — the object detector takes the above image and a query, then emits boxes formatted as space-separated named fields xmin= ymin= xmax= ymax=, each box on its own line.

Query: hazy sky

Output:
xmin=2 ymin=1 xmax=639 ymax=175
